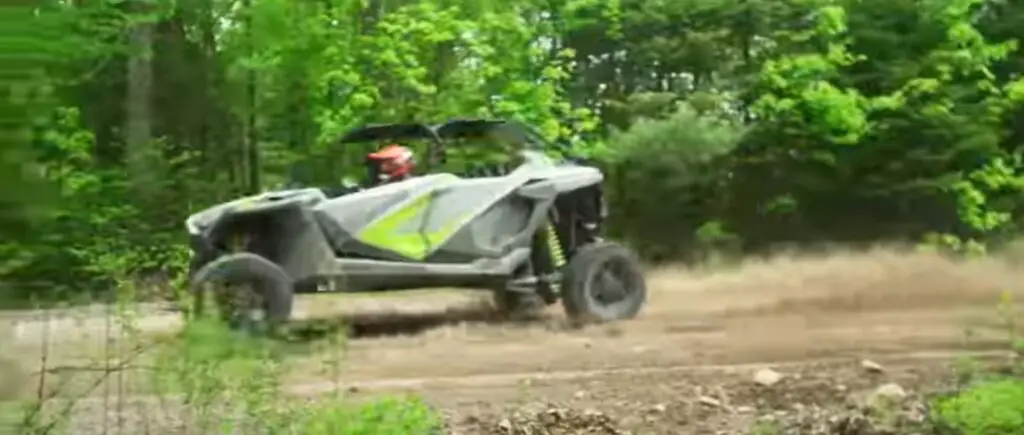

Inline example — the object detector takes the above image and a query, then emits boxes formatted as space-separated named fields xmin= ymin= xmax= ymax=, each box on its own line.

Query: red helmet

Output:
xmin=367 ymin=144 xmax=415 ymax=183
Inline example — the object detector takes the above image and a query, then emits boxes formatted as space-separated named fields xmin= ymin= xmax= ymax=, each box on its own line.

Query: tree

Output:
xmin=5 ymin=0 xmax=1024 ymax=297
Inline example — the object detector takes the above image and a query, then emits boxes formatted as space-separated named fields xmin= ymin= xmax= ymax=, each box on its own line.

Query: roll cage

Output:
xmin=338 ymin=118 xmax=579 ymax=175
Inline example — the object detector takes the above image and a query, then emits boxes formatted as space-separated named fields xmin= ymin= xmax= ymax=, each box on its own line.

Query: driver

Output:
xmin=366 ymin=144 xmax=416 ymax=185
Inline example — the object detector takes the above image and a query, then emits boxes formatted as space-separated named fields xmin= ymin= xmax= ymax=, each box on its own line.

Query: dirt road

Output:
xmin=5 ymin=247 xmax=1024 ymax=434
xmin=309 ymin=247 xmax=1019 ymax=434
xmin=314 ymin=247 xmax=1016 ymax=381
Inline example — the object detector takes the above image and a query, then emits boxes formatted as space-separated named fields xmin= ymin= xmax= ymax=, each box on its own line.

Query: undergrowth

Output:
xmin=2 ymin=268 xmax=445 ymax=434
xmin=929 ymin=290 xmax=1024 ymax=435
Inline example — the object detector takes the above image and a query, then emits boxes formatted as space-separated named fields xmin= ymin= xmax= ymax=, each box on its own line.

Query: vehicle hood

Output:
xmin=184 ymin=188 xmax=324 ymax=235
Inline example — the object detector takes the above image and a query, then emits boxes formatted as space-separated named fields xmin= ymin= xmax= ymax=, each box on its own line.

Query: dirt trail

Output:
xmin=6 ymin=247 xmax=1024 ymax=434
xmin=316 ymin=247 xmax=1023 ymax=433
xmin=325 ymin=247 xmax=1020 ymax=383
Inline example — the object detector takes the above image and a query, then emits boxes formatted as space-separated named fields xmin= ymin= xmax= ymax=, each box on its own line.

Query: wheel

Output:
xmin=189 ymin=252 xmax=294 ymax=334
xmin=491 ymin=290 xmax=546 ymax=320
xmin=561 ymin=241 xmax=646 ymax=324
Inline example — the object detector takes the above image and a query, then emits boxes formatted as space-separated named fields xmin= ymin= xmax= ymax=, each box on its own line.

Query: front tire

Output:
xmin=189 ymin=253 xmax=294 ymax=334
xmin=561 ymin=241 xmax=646 ymax=324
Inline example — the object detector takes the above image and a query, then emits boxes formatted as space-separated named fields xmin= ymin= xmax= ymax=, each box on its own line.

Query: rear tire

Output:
xmin=189 ymin=253 xmax=294 ymax=334
xmin=561 ymin=241 xmax=646 ymax=324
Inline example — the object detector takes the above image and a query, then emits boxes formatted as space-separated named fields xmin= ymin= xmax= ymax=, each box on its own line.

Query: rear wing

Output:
xmin=338 ymin=122 xmax=445 ymax=168
xmin=339 ymin=122 xmax=442 ymax=143
xmin=339 ymin=118 xmax=579 ymax=168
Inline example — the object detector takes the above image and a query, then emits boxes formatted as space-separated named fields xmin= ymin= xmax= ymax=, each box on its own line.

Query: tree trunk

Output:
xmin=125 ymin=4 xmax=155 ymax=194
xmin=243 ymin=0 xmax=260 ymax=193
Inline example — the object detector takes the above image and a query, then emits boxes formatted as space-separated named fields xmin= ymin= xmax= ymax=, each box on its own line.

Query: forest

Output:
xmin=3 ymin=0 xmax=1024 ymax=303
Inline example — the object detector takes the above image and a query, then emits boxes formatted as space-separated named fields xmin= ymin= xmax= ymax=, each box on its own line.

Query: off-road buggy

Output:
xmin=185 ymin=118 xmax=646 ymax=331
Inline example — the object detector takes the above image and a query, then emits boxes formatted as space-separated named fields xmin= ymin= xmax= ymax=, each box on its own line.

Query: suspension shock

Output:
xmin=546 ymin=222 xmax=567 ymax=268
xmin=545 ymin=221 xmax=567 ymax=296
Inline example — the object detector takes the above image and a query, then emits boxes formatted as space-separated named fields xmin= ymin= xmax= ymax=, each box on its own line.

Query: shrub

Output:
xmin=295 ymin=395 xmax=443 ymax=435
xmin=932 ymin=378 xmax=1024 ymax=435
xmin=602 ymin=102 xmax=745 ymax=263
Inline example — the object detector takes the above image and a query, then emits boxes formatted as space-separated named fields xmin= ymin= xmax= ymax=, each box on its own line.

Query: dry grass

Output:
xmin=645 ymin=245 xmax=1022 ymax=316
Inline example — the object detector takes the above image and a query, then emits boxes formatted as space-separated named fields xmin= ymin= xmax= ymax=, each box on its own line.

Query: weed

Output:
xmin=929 ymin=290 xmax=1024 ymax=435
xmin=5 ymin=264 xmax=444 ymax=434
xmin=932 ymin=378 xmax=1024 ymax=435
xmin=749 ymin=418 xmax=782 ymax=435
xmin=294 ymin=395 xmax=444 ymax=435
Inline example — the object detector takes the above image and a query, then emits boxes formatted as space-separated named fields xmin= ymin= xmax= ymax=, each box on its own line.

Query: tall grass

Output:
xmin=2 ymin=270 xmax=443 ymax=435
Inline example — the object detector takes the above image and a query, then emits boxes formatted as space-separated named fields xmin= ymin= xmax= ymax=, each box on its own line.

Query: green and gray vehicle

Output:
xmin=185 ymin=119 xmax=646 ymax=331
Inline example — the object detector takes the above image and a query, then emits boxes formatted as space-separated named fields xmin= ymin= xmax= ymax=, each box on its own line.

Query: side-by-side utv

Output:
xmin=184 ymin=118 xmax=646 ymax=331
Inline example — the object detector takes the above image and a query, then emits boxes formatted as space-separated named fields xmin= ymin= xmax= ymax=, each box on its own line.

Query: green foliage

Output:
xmin=930 ymin=289 xmax=1024 ymax=435
xmin=604 ymin=103 xmax=744 ymax=261
xmin=295 ymin=395 xmax=442 ymax=435
xmin=932 ymin=378 xmax=1024 ymax=435
xmin=145 ymin=316 xmax=443 ymax=434
xmin=2 ymin=0 xmax=600 ymax=300
xmin=752 ymin=5 xmax=871 ymax=145
xmin=4 ymin=0 xmax=1024 ymax=294
xmin=716 ymin=0 xmax=1024 ymax=252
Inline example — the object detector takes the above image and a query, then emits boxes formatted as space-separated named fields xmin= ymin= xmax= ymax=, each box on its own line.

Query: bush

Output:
xmin=295 ymin=395 xmax=443 ymax=435
xmin=932 ymin=378 xmax=1024 ymax=435
xmin=602 ymin=102 xmax=744 ymax=263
